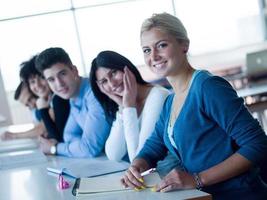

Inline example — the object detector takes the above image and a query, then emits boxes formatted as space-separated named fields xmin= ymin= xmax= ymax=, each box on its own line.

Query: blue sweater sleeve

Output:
xmin=200 ymin=76 xmax=267 ymax=165
xmin=136 ymin=98 xmax=169 ymax=167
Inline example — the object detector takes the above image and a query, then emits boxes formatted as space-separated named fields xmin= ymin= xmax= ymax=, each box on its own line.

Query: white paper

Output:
xmin=78 ymin=175 xmax=129 ymax=193
xmin=77 ymin=172 xmax=161 ymax=194
xmin=143 ymin=172 xmax=161 ymax=187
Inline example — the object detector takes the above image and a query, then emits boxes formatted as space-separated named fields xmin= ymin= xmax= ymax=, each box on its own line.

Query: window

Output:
xmin=75 ymin=0 xmax=173 ymax=74
xmin=0 ymin=12 xmax=82 ymax=91
xmin=0 ymin=0 xmax=71 ymax=19
xmin=0 ymin=0 xmax=265 ymax=91
xmin=175 ymin=0 xmax=263 ymax=55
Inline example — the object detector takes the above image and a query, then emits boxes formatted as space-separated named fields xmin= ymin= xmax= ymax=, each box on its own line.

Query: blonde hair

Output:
xmin=140 ymin=12 xmax=189 ymax=45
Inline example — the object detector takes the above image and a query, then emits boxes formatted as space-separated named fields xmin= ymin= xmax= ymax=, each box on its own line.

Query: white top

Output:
xmin=105 ymin=86 xmax=171 ymax=162
xmin=167 ymin=70 xmax=201 ymax=149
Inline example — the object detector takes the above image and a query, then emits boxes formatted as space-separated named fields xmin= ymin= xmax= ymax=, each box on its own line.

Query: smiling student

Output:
xmin=1 ymin=81 xmax=46 ymax=140
xmin=121 ymin=13 xmax=267 ymax=199
xmin=90 ymin=50 xmax=178 ymax=174
xmin=35 ymin=47 xmax=110 ymax=157
xmin=19 ymin=55 xmax=70 ymax=143
xmin=90 ymin=51 xmax=169 ymax=161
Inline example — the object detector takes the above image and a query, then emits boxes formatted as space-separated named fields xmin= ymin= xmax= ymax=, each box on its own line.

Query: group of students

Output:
xmin=2 ymin=12 xmax=267 ymax=199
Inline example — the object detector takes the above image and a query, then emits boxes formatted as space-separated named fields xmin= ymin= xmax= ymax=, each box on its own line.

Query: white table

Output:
xmin=237 ymin=84 xmax=267 ymax=97
xmin=76 ymin=187 xmax=211 ymax=200
xmin=0 ymin=155 xmax=211 ymax=200
xmin=236 ymin=84 xmax=267 ymax=131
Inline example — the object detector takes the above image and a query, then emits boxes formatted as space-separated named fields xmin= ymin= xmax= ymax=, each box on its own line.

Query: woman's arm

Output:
xmin=199 ymin=152 xmax=252 ymax=186
xmin=154 ymin=153 xmax=252 ymax=192
xmin=105 ymin=112 xmax=128 ymax=161
xmin=136 ymin=87 xmax=170 ymax=153
xmin=124 ymin=87 xmax=170 ymax=161
xmin=120 ymin=67 xmax=140 ymax=161
xmin=39 ymin=95 xmax=70 ymax=142
xmin=39 ymin=107 xmax=59 ymax=140
xmin=1 ymin=122 xmax=46 ymax=140
xmin=123 ymin=107 xmax=141 ymax=161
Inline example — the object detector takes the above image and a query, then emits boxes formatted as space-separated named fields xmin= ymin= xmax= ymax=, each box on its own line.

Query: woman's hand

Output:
xmin=98 ymin=83 xmax=123 ymax=106
xmin=121 ymin=165 xmax=146 ymax=190
xmin=36 ymin=97 xmax=50 ymax=109
xmin=39 ymin=136 xmax=58 ymax=155
xmin=154 ymin=168 xmax=196 ymax=192
xmin=1 ymin=131 xmax=17 ymax=140
xmin=122 ymin=67 xmax=137 ymax=108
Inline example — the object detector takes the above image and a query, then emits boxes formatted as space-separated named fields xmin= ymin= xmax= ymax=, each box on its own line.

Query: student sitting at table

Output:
xmin=19 ymin=55 xmax=70 ymax=143
xmin=90 ymin=50 xmax=177 ymax=172
xmin=121 ymin=13 xmax=267 ymax=200
xmin=1 ymin=81 xmax=46 ymax=140
xmin=35 ymin=47 xmax=111 ymax=157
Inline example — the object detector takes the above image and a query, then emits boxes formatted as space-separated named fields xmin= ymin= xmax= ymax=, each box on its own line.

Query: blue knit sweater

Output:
xmin=137 ymin=70 xmax=267 ymax=196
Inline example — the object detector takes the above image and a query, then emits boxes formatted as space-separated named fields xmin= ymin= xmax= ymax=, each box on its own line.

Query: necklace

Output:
xmin=169 ymin=75 xmax=192 ymax=128
xmin=169 ymin=95 xmax=178 ymax=128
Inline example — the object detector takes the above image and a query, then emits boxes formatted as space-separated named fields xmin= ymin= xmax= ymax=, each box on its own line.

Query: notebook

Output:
xmin=246 ymin=49 xmax=267 ymax=77
xmin=47 ymin=159 xmax=130 ymax=179
xmin=72 ymin=171 xmax=161 ymax=196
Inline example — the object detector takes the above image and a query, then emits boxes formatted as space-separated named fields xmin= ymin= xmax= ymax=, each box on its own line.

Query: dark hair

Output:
xmin=19 ymin=55 xmax=41 ymax=85
xmin=89 ymin=50 xmax=148 ymax=124
xmin=14 ymin=81 xmax=37 ymax=100
xmin=35 ymin=47 xmax=73 ymax=73
xmin=14 ymin=82 xmax=24 ymax=100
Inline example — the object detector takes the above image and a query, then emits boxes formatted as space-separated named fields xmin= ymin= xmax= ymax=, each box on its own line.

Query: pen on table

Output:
xmin=47 ymin=167 xmax=64 ymax=175
xmin=141 ymin=168 xmax=156 ymax=177
xmin=47 ymin=167 xmax=77 ymax=179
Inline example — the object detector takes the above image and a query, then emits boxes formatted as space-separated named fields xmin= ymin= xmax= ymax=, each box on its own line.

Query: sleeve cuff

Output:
xmin=56 ymin=142 xmax=66 ymax=156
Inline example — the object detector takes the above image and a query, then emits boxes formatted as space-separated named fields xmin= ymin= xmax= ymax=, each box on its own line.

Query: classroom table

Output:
xmin=235 ymin=84 xmax=267 ymax=131
xmin=236 ymin=83 xmax=267 ymax=97
xmin=0 ymin=153 xmax=211 ymax=200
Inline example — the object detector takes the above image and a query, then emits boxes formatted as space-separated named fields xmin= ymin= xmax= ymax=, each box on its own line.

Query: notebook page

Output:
xmin=143 ymin=172 xmax=161 ymax=187
xmin=77 ymin=172 xmax=161 ymax=194
xmin=78 ymin=176 xmax=129 ymax=193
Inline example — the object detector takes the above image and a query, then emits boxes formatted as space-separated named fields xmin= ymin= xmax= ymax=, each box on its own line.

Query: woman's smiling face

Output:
xmin=96 ymin=67 xmax=125 ymax=97
xmin=141 ymin=28 xmax=188 ymax=77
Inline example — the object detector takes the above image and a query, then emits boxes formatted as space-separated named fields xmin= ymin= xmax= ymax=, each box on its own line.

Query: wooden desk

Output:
xmin=0 ymin=154 xmax=211 ymax=200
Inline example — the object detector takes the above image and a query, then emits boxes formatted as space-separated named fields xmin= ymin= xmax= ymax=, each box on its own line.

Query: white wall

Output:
xmin=6 ymin=90 xmax=36 ymax=125
xmin=0 ymin=69 xmax=12 ymax=126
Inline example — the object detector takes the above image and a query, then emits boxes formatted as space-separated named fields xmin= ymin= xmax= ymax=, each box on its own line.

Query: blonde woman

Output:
xmin=121 ymin=13 xmax=267 ymax=200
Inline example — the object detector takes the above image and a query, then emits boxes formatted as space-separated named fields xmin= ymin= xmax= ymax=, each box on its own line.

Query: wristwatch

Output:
xmin=193 ymin=173 xmax=204 ymax=190
xmin=50 ymin=145 xmax=57 ymax=155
